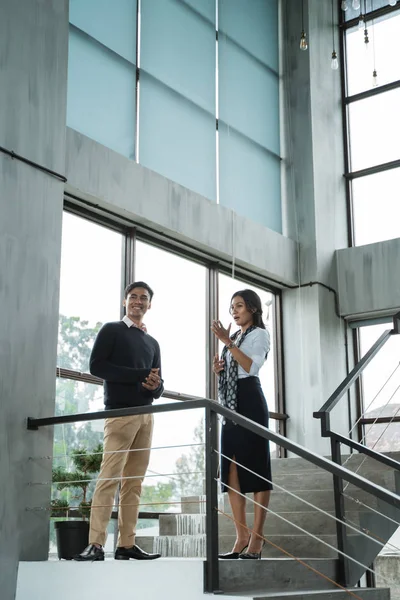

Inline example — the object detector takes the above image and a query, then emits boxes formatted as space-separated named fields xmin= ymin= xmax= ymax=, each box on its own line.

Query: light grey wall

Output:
xmin=337 ymin=239 xmax=400 ymax=319
xmin=65 ymin=129 xmax=299 ymax=287
xmin=280 ymin=0 xmax=352 ymax=453
xmin=0 ymin=2 xmax=68 ymax=598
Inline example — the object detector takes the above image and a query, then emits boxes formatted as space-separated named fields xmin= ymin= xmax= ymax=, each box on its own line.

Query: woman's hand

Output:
xmin=213 ymin=353 xmax=225 ymax=375
xmin=211 ymin=320 xmax=231 ymax=346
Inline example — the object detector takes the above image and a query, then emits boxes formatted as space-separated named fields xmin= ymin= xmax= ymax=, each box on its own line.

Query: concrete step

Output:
xmin=218 ymin=558 xmax=339 ymax=595
xmin=159 ymin=511 xmax=364 ymax=537
xmin=271 ymin=469 xmax=396 ymax=492
xmin=137 ymin=533 xmax=360 ymax=559
xmin=270 ymin=453 xmax=400 ymax=476
xmin=252 ymin=589 xmax=390 ymax=600
xmin=182 ymin=489 xmax=385 ymax=515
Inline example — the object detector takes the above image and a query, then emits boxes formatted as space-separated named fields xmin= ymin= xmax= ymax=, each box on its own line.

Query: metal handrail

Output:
xmin=56 ymin=366 xmax=288 ymax=421
xmin=27 ymin=398 xmax=400 ymax=510
xmin=313 ymin=311 xmax=400 ymax=467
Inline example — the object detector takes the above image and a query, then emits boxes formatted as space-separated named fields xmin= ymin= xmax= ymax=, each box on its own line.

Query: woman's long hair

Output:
xmin=231 ymin=289 xmax=266 ymax=329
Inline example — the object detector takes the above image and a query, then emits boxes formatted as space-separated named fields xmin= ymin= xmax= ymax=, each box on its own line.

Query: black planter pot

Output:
xmin=54 ymin=520 xmax=89 ymax=560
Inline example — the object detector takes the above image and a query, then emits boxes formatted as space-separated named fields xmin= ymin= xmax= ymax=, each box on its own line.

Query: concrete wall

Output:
xmin=337 ymin=239 xmax=400 ymax=319
xmin=376 ymin=556 xmax=400 ymax=600
xmin=65 ymin=128 xmax=299 ymax=287
xmin=0 ymin=1 xmax=68 ymax=598
xmin=280 ymin=0 xmax=353 ymax=452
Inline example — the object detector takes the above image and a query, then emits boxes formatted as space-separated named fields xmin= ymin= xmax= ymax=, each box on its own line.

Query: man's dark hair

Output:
xmin=124 ymin=281 xmax=154 ymax=300
xmin=231 ymin=289 xmax=266 ymax=329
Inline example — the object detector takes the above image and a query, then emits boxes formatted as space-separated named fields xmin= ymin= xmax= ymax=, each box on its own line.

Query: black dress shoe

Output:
xmin=115 ymin=545 xmax=161 ymax=560
xmin=218 ymin=541 xmax=249 ymax=560
xmin=74 ymin=544 xmax=105 ymax=561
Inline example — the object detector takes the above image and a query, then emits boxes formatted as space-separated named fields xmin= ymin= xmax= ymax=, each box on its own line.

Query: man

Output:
xmin=75 ymin=282 xmax=163 ymax=561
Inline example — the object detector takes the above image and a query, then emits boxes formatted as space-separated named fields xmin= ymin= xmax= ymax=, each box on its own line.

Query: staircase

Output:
xmin=134 ymin=452 xmax=400 ymax=598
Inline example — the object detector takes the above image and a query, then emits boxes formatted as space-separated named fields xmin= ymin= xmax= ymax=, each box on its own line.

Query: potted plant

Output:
xmin=51 ymin=443 xmax=103 ymax=559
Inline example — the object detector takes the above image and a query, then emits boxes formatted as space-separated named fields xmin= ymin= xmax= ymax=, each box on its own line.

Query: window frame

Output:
xmin=57 ymin=200 xmax=287 ymax=454
xmin=339 ymin=1 xmax=400 ymax=248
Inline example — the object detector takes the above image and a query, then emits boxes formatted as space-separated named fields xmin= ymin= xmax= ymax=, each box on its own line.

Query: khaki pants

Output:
xmin=89 ymin=413 xmax=153 ymax=548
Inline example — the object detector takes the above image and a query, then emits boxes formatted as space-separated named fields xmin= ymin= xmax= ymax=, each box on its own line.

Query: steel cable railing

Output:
xmin=345 ymin=361 xmax=400 ymax=443
xmin=27 ymin=397 xmax=400 ymax=593
xmin=219 ymin=453 xmax=397 ymax=565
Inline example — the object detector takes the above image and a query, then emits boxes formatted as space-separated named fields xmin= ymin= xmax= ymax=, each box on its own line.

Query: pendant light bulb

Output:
xmin=389 ymin=0 xmax=397 ymax=6
xmin=300 ymin=31 xmax=308 ymax=51
xmin=341 ymin=0 xmax=348 ymax=10
xmin=331 ymin=51 xmax=339 ymax=70
xmin=358 ymin=15 xmax=364 ymax=29
xmin=372 ymin=69 xmax=378 ymax=87
xmin=352 ymin=0 xmax=361 ymax=9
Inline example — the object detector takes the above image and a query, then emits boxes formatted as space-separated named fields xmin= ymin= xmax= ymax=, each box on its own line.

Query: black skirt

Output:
xmin=220 ymin=376 xmax=273 ymax=493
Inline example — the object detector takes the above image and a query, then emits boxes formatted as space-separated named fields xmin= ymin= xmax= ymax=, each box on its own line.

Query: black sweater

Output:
xmin=89 ymin=321 xmax=164 ymax=409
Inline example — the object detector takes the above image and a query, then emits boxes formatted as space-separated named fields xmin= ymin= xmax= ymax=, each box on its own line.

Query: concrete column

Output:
xmin=0 ymin=1 xmax=68 ymax=597
xmin=281 ymin=0 xmax=353 ymax=454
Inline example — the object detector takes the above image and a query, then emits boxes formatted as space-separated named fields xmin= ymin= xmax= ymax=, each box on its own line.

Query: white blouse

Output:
xmin=226 ymin=327 xmax=270 ymax=378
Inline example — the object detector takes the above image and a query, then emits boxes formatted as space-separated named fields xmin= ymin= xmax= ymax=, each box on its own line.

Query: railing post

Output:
xmin=331 ymin=436 xmax=350 ymax=587
xmin=204 ymin=405 xmax=220 ymax=594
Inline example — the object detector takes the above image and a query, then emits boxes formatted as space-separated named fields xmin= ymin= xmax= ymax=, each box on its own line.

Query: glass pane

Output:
xmin=352 ymin=168 xmax=400 ymax=245
xmin=69 ymin=0 xmax=136 ymax=64
xmin=359 ymin=324 xmax=400 ymax=452
xmin=134 ymin=243 xmax=207 ymax=502
xmin=219 ymin=0 xmax=279 ymax=72
xmin=141 ymin=0 xmax=215 ymax=113
xmin=219 ymin=123 xmax=281 ymax=232
xmin=219 ymin=35 xmax=280 ymax=154
xmin=67 ymin=28 xmax=136 ymax=159
xmin=217 ymin=273 xmax=276 ymax=412
xmin=134 ymin=241 xmax=207 ymax=397
xmin=139 ymin=73 xmax=216 ymax=200
xmin=146 ymin=404 xmax=205 ymax=502
xmin=348 ymin=89 xmax=400 ymax=171
xmin=58 ymin=212 xmax=123 ymax=371
xmin=346 ymin=12 xmax=400 ymax=96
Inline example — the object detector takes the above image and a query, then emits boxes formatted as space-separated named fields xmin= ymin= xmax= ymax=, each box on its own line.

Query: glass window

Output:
xmin=139 ymin=73 xmax=216 ymax=200
xmin=69 ymin=0 xmax=136 ymax=64
xmin=358 ymin=324 xmax=400 ymax=451
xmin=219 ymin=124 xmax=281 ymax=232
xmin=348 ymin=89 xmax=400 ymax=172
xmin=134 ymin=241 xmax=207 ymax=397
xmin=135 ymin=241 xmax=207 ymax=496
xmin=57 ymin=212 xmax=123 ymax=372
xmin=345 ymin=12 xmax=400 ymax=96
xmin=217 ymin=274 xmax=276 ymax=410
xmin=67 ymin=28 xmax=136 ymax=159
xmin=352 ymin=168 xmax=400 ymax=245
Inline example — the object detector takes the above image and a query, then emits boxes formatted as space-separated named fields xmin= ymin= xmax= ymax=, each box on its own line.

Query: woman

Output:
xmin=211 ymin=289 xmax=272 ymax=560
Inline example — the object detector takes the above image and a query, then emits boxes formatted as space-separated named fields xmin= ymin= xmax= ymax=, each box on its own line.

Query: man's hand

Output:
xmin=142 ymin=368 xmax=161 ymax=391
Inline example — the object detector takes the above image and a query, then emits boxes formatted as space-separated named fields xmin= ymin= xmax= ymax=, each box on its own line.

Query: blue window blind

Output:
xmin=139 ymin=72 xmax=216 ymax=201
xmin=219 ymin=124 xmax=281 ymax=233
xmin=67 ymin=28 xmax=136 ymax=159
xmin=218 ymin=0 xmax=281 ymax=232
xmin=69 ymin=0 xmax=136 ymax=64
xmin=140 ymin=0 xmax=216 ymax=200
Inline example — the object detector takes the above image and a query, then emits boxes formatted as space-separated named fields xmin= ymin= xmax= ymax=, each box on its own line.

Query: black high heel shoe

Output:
xmin=239 ymin=540 xmax=265 ymax=560
xmin=218 ymin=539 xmax=250 ymax=560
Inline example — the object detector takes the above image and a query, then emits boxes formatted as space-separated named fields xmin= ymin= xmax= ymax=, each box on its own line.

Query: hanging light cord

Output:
xmin=332 ymin=0 xmax=336 ymax=52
